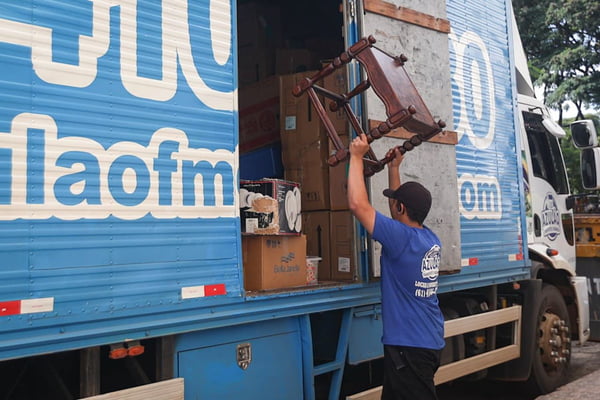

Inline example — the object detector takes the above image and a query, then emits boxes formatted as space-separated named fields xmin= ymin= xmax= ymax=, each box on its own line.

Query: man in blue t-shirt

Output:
xmin=347 ymin=134 xmax=445 ymax=400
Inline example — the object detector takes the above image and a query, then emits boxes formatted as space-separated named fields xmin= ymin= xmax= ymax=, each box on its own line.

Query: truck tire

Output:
xmin=528 ymin=283 xmax=571 ymax=395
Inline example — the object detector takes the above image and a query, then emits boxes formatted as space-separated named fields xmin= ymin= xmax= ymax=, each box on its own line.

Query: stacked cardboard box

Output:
xmin=242 ymin=235 xmax=307 ymax=291
xmin=239 ymin=76 xmax=281 ymax=153
xmin=236 ymin=5 xmax=356 ymax=284
xmin=279 ymin=69 xmax=350 ymax=211
xmin=240 ymin=179 xmax=302 ymax=235
xmin=278 ymin=68 xmax=357 ymax=282
xmin=302 ymin=211 xmax=355 ymax=281
xmin=237 ymin=2 xmax=282 ymax=86
xmin=240 ymin=179 xmax=307 ymax=291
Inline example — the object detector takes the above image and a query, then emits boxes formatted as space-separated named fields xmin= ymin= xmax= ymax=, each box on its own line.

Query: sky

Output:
xmin=535 ymin=87 xmax=598 ymax=122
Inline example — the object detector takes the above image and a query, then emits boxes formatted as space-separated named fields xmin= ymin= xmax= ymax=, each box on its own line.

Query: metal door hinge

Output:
xmin=237 ymin=343 xmax=252 ymax=370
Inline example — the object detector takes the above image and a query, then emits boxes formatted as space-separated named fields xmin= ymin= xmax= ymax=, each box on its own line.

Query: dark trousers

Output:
xmin=381 ymin=345 xmax=441 ymax=400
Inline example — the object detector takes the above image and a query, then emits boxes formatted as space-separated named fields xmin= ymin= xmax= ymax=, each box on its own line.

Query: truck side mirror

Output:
xmin=581 ymin=147 xmax=600 ymax=189
xmin=571 ymin=120 xmax=598 ymax=149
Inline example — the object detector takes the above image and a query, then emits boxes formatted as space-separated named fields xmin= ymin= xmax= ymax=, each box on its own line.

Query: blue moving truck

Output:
xmin=0 ymin=0 xmax=595 ymax=398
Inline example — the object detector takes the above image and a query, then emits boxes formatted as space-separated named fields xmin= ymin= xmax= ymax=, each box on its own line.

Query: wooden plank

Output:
xmin=434 ymin=344 xmax=520 ymax=384
xmin=368 ymin=120 xmax=457 ymax=145
xmin=363 ymin=0 xmax=451 ymax=33
xmin=346 ymin=385 xmax=382 ymax=400
xmin=79 ymin=378 xmax=184 ymax=400
xmin=348 ymin=345 xmax=520 ymax=398
xmin=444 ymin=306 xmax=521 ymax=338
xmin=346 ymin=307 xmax=522 ymax=398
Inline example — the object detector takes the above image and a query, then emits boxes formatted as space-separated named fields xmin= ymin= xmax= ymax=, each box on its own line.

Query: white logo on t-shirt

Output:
xmin=421 ymin=245 xmax=441 ymax=281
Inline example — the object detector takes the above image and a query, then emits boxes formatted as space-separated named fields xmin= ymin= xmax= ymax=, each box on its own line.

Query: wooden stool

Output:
xmin=293 ymin=35 xmax=445 ymax=176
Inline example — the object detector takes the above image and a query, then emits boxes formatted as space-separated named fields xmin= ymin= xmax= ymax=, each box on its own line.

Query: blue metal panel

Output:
xmin=176 ymin=318 xmax=303 ymax=400
xmin=0 ymin=0 xmax=241 ymax=358
xmin=348 ymin=304 xmax=383 ymax=364
xmin=445 ymin=0 xmax=529 ymax=286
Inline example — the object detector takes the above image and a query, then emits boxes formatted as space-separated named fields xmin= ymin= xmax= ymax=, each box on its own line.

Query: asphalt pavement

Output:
xmin=535 ymin=369 xmax=600 ymax=400
xmin=535 ymin=340 xmax=600 ymax=400
xmin=438 ymin=340 xmax=600 ymax=399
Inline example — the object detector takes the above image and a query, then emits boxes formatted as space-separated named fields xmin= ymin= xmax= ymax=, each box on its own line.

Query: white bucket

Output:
xmin=306 ymin=256 xmax=322 ymax=285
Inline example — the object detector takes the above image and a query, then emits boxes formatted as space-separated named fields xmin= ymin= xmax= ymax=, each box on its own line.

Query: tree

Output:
xmin=513 ymin=0 xmax=600 ymax=123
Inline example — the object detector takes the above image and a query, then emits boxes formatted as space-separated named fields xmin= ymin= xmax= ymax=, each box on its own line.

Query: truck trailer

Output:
xmin=0 ymin=0 xmax=596 ymax=399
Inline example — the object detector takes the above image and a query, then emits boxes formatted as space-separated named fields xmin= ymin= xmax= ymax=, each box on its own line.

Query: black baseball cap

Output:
xmin=383 ymin=181 xmax=432 ymax=217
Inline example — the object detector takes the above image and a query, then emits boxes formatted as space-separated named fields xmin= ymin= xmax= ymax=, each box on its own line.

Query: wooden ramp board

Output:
xmin=80 ymin=378 xmax=183 ymax=400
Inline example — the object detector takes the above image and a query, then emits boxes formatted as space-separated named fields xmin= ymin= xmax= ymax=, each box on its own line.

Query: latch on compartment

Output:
xmin=236 ymin=342 xmax=252 ymax=370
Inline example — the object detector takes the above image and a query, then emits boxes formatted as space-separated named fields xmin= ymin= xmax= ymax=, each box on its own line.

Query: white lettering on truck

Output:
xmin=0 ymin=113 xmax=237 ymax=220
xmin=451 ymin=30 xmax=503 ymax=220
xmin=458 ymin=174 xmax=502 ymax=219
xmin=0 ymin=2 xmax=238 ymax=221
xmin=449 ymin=31 xmax=496 ymax=150
xmin=0 ymin=0 xmax=234 ymax=110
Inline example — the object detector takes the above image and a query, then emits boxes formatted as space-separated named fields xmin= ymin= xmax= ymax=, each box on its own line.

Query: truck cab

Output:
xmin=511 ymin=23 xmax=596 ymax=390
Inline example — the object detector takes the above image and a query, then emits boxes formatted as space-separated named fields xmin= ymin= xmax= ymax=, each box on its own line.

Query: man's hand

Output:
xmin=386 ymin=146 xmax=404 ymax=169
xmin=350 ymin=134 xmax=370 ymax=158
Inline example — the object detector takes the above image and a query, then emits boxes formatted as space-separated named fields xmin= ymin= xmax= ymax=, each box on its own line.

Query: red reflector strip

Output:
xmin=204 ymin=284 xmax=227 ymax=296
xmin=508 ymin=253 xmax=525 ymax=261
xmin=181 ymin=284 xmax=227 ymax=299
xmin=0 ymin=301 xmax=21 ymax=317
xmin=0 ymin=298 xmax=54 ymax=317
xmin=460 ymin=258 xmax=479 ymax=267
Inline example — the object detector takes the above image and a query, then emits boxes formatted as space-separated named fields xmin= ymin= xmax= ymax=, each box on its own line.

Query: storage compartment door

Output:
xmin=177 ymin=320 xmax=304 ymax=399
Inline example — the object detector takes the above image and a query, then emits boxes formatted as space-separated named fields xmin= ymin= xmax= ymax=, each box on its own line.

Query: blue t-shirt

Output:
xmin=372 ymin=211 xmax=445 ymax=350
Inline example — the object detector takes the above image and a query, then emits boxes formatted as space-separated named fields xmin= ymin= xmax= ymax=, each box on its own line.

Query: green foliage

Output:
xmin=513 ymin=0 xmax=600 ymax=120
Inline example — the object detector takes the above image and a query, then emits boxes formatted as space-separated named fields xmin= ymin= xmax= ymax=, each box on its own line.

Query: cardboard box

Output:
xmin=283 ymin=131 xmax=329 ymax=210
xmin=238 ymin=46 xmax=275 ymax=86
xmin=302 ymin=211 xmax=331 ymax=280
xmin=280 ymin=69 xmax=350 ymax=211
xmin=239 ymin=76 xmax=280 ymax=153
xmin=279 ymin=71 xmax=322 ymax=164
xmin=240 ymin=179 xmax=302 ymax=235
xmin=286 ymin=165 xmax=329 ymax=211
xmin=279 ymin=65 xmax=348 ymax=157
xmin=330 ymin=211 xmax=356 ymax=280
xmin=326 ymin=133 xmax=349 ymax=211
xmin=237 ymin=3 xmax=281 ymax=85
xmin=302 ymin=211 xmax=356 ymax=281
xmin=276 ymin=48 xmax=316 ymax=75
xmin=329 ymin=159 xmax=349 ymax=211
xmin=284 ymin=134 xmax=349 ymax=211
xmin=243 ymin=235 xmax=307 ymax=291
xmin=321 ymin=62 xmax=349 ymax=135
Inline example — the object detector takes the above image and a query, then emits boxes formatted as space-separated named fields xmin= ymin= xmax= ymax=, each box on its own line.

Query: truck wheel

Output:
xmin=528 ymin=284 xmax=571 ymax=395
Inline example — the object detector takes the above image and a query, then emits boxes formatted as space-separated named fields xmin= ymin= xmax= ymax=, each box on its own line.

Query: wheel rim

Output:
xmin=538 ymin=312 xmax=570 ymax=372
